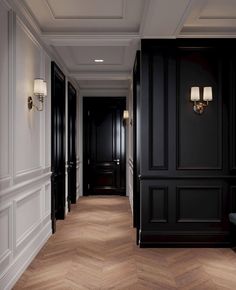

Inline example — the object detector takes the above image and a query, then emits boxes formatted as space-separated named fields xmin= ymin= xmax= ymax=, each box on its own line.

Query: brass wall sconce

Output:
xmin=190 ymin=86 xmax=213 ymax=115
xmin=28 ymin=78 xmax=47 ymax=111
xmin=123 ymin=110 xmax=132 ymax=126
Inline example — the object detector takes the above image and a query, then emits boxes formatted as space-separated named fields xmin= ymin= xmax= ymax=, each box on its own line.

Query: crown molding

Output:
xmin=70 ymin=71 xmax=131 ymax=81
xmin=41 ymin=33 xmax=140 ymax=46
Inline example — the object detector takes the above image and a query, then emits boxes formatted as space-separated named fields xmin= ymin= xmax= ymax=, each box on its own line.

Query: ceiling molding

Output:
xmin=80 ymin=89 xmax=128 ymax=96
xmin=70 ymin=72 xmax=131 ymax=81
xmin=138 ymin=0 xmax=151 ymax=37
xmin=42 ymin=33 xmax=140 ymax=46
xmin=173 ymin=0 xmax=196 ymax=36
xmin=10 ymin=0 xmax=42 ymax=36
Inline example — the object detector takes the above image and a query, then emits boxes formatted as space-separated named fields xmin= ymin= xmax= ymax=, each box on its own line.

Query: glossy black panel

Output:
xmin=177 ymin=49 xmax=222 ymax=170
xmin=67 ymin=82 xmax=77 ymax=206
xmin=176 ymin=187 xmax=222 ymax=222
xmin=51 ymin=62 xmax=66 ymax=232
xmin=150 ymin=187 xmax=168 ymax=223
xmin=136 ymin=39 xmax=236 ymax=246
xmin=83 ymin=97 xmax=126 ymax=195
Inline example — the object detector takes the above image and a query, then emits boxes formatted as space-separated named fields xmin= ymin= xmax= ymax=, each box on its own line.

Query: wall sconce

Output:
xmin=123 ymin=110 xmax=129 ymax=120
xmin=123 ymin=110 xmax=132 ymax=126
xmin=28 ymin=79 xmax=47 ymax=111
xmin=190 ymin=86 xmax=213 ymax=115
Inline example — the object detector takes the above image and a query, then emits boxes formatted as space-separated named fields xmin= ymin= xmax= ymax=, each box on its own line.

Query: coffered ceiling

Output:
xmin=15 ymin=0 xmax=236 ymax=92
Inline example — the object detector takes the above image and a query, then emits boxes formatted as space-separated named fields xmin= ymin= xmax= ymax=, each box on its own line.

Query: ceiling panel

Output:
xmin=182 ymin=0 xmax=236 ymax=34
xmin=200 ymin=0 xmax=236 ymax=19
xmin=46 ymin=0 xmax=124 ymax=19
xmin=78 ymin=79 xmax=129 ymax=89
xmin=53 ymin=45 xmax=134 ymax=72
xmin=23 ymin=0 xmax=144 ymax=32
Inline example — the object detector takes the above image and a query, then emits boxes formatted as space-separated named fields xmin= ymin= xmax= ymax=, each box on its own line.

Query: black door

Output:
xmin=133 ymin=51 xmax=140 ymax=243
xmin=51 ymin=62 xmax=66 ymax=233
xmin=83 ymin=97 xmax=126 ymax=195
xmin=67 ymin=82 xmax=77 ymax=208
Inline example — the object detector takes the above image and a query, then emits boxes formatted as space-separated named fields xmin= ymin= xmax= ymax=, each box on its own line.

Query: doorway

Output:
xmin=83 ymin=97 xmax=126 ymax=195
xmin=51 ymin=62 xmax=66 ymax=233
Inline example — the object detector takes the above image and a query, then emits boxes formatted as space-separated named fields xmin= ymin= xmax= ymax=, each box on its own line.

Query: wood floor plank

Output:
xmin=13 ymin=196 xmax=236 ymax=290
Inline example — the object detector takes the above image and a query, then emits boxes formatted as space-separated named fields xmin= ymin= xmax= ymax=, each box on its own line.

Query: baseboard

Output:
xmin=140 ymin=230 xmax=232 ymax=247
xmin=0 ymin=221 xmax=52 ymax=290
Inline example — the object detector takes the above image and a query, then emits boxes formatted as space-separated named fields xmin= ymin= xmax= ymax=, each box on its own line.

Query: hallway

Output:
xmin=14 ymin=196 xmax=236 ymax=290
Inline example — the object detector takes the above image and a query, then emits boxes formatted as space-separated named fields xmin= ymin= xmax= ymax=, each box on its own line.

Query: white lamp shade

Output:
xmin=34 ymin=79 xmax=45 ymax=95
xmin=190 ymin=87 xmax=200 ymax=101
xmin=203 ymin=86 xmax=213 ymax=101
xmin=123 ymin=110 xmax=129 ymax=119
xmin=42 ymin=81 xmax=47 ymax=96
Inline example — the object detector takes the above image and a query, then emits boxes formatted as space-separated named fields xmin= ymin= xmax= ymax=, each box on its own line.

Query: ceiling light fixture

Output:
xmin=94 ymin=59 xmax=104 ymax=63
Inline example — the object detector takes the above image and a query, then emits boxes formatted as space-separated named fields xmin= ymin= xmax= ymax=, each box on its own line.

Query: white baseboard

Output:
xmin=0 ymin=221 xmax=52 ymax=290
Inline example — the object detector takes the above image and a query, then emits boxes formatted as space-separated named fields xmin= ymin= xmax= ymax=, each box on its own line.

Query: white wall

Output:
xmin=0 ymin=3 xmax=52 ymax=289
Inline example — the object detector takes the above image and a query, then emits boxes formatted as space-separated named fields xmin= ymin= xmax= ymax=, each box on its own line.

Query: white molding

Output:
xmin=0 ymin=220 xmax=51 ymax=290
xmin=0 ymin=172 xmax=51 ymax=200
xmin=0 ymin=4 xmax=12 ymax=188
xmin=41 ymin=33 xmax=140 ymax=47
xmin=44 ymin=182 xmax=51 ymax=217
xmin=138 ymin=0 xmax=151 ymax=37
xmin=14 ymin=167 xmax=44 ymax=184
xmin=71 ymin=72 xmax=131 ymax=81
xmin=173 ymin=0 xmax=196 ymax=36
xmin=45 ymin=0 xmax=126 ymax=20
xmin=14 ymin=188 xmax=42 ymax=250
xmin=0 ymin=203 xmax=13 ymax=268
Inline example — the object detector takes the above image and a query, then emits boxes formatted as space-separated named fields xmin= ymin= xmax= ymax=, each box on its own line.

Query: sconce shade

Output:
xmin=190 ymin=87 xmax=200 ymax=101
xmin=34 ymin=79 xmax=45 ymax=95
xmin=123 ymin=110 xmax=129 ymax=119
xmin=43 ymin=81 xmax=47 ymax=97
xmin=203 ymin=86 xmax=213 ymax=101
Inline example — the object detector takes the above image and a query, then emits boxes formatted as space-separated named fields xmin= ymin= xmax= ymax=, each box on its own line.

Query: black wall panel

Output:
xmin=137 ymin=39 xmax=236 ymax=246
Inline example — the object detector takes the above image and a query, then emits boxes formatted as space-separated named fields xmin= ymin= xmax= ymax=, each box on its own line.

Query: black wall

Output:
xmin=136 ymin=39 xmax=236 ymax=246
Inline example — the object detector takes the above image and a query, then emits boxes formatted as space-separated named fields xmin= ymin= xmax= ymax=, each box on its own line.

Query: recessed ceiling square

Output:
xmin=46 ymin=0 xmax=124 ymax=19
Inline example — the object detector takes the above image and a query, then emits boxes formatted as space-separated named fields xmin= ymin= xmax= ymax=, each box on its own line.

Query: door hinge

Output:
xmin=88 ymin=184 xmax=90 ymax=189
xmin=88 ymin=159 xmax=90 ymax=165
xmin=88 ymin=110 xmax=90 ymax=116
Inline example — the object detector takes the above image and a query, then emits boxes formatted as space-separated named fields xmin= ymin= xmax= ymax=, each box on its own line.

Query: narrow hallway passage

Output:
xmin=14 ymin=197 xmax=236 ymax=290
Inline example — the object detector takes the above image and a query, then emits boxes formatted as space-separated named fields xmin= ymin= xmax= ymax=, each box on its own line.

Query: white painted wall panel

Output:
xmin=0 ymin=2 xmax=10 ymax=181
xmin=44 ymin=53 xmax=51 ymax=168
xmin=15 ymin=189 xmax=41 ymax=244
xmin=15 ymin=19 xmax=42 ymax=176
xmin=0 ymin=206 xmax=10 ymax=260
xmin=0 ymin=7 xmax=53 ymax=290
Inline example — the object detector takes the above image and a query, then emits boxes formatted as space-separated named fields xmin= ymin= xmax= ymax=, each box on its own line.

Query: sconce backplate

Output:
xmin=28 ymin=96 xmax=33 ymax=110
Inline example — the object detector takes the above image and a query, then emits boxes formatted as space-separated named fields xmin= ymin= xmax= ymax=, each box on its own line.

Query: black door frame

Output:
xmin=133 ymin=51 xmax=141 ymax=244
xmin=51 ymin=62 xmax=66 ymax=233
xmin=67 ymin=82 xmax=77 ymax=210
xmin=82 ymin=96 xmax=126 ymax=196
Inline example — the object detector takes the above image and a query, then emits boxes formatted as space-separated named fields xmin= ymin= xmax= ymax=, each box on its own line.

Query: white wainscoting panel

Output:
xmin=0 ymin=2 xmax=10 ymax=188
xmin=15 ymin=188 xmax=41 ymax=249
xmin=0 ymin=203 xmax=13 ymax=277
xmin=0 ymin=7 xmax=53 ymax=290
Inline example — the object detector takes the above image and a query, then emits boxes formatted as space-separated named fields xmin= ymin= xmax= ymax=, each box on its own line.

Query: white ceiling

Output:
xmin=16 ymin=0 xmax=236 ymax=92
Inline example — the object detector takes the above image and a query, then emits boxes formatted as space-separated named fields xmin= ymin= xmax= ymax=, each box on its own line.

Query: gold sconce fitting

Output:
xmin=28 ymin=78 xmax=47 ymax=111
xmin=190 ymin=86 xmax=213 ymax=115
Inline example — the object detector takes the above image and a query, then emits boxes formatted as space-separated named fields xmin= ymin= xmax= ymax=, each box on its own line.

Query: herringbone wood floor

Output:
xmin=14 ymin=196 xmax=236 ymax=290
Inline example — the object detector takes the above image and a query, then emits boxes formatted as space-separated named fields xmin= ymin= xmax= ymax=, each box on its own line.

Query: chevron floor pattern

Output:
xmin=13 ymin=196 xmax=236 ymax=290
